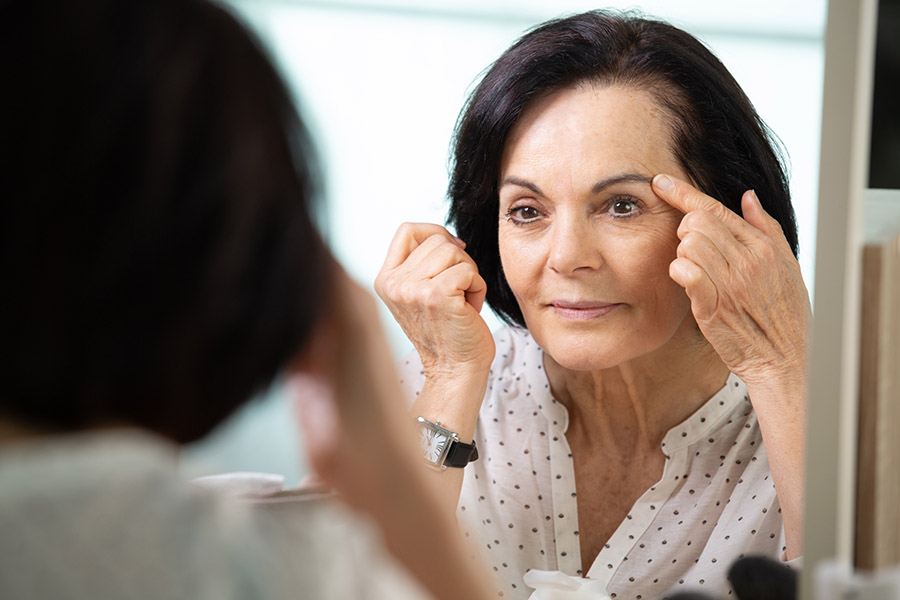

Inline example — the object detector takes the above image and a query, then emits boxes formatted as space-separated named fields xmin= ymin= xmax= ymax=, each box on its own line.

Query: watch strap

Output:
xmin=444 ymin=438 xmax=478 ymax=468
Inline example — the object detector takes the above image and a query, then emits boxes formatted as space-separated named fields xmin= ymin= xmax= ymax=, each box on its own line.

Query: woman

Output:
xmin=376 ymin=10 xmax=810 ymax=599
xmin=0 ymin=2 xmax=495 ymax=599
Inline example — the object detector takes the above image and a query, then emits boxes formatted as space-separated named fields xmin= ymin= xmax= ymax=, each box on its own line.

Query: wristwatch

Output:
xmin=417 ymin=417 xmax=479 ymax=470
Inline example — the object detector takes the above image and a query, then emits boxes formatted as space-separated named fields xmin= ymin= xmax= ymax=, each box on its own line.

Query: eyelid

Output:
xmin=502 ymin=191 xmax=538 ymax=206
xmin=504 ymin=195 xmax=544 ymax=213
xmin=606 ymin=192 xmax=642 ymax=203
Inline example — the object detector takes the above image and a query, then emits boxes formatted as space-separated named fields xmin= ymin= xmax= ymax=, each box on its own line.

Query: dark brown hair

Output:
xmin=0 ymin=0 xmax=331 ymax=443
xmin=448 ymin=10 xmax=797 ymax=327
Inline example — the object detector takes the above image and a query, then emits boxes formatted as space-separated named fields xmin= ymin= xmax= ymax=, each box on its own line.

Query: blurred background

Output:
xmin=181 ymin=0 xmax=827 ymax=483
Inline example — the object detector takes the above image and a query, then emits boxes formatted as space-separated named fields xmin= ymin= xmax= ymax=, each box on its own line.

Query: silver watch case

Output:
xmin=417 ymin=416 xmax=459 ymax=470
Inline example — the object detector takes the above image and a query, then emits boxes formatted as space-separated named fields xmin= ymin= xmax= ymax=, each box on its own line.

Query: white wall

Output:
xmin=182 ymin=0 xmax=826 ymax=483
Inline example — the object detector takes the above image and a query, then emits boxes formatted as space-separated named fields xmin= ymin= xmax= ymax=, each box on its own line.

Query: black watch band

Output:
xmin=444 ymin=438 xmax=479 ymax=468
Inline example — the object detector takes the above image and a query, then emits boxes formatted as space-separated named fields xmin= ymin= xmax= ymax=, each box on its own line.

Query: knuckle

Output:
xmin=395 ymin=221 xmax=417 ymax=239
xmin=677 ymin=232 xmax=704 ymax=257
xmin=421 ymin=232 xmax=450 ymax=252
xmin=421 ymin=281 xmax=446 ymax=307
xmin=683 ymin=267 xmax=704 ymax=287
xmin=435 ymin=239 xmax=459 ymax=260
xmin=373 ymin=271 xmax=388 ymax=293
xmin=683 ymin=209 xmax=713 ymax=229
xmin=380 ymin=274 xmax=409 ymax=304
xmin=679 ymin=211 xmax=701 ymax=232
xmin=755 ymin=240 xmax=779 ymax=263
xmin=679 ymin=229 xmax=700 ymax=247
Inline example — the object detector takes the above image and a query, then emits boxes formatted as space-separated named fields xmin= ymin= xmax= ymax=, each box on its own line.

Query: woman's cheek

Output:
xmin=623 ymin=216 xmax=681 ymax=262
xmin=499 ymin=232 xmax=543 ymax=283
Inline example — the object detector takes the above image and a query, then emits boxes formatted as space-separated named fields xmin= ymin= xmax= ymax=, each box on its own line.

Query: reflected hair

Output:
xmin=448 ymin=10 xmax=798 ymax=328
xmin=0 ymin=0 xmax=332 ymax=443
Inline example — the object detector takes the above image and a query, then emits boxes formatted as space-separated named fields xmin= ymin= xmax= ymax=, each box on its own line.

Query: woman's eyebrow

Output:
xmin=591 ymin=173 xmax=653 ymax=194
xmin=500 ymin=173 xmax=652 ymax=196
xmin=499 ymin=177 xmax=544 ymax=196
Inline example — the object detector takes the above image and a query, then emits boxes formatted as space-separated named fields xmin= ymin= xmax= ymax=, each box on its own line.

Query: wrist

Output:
xmin=412 ymin=374 xmax=488 ymax=445
xmin=422 ymin=367 xmax=490 ymax=406
xmin=744 ymin=375 xmax=807 ymax=408
xmin=423 ymin=356 xmax=492 ymax=384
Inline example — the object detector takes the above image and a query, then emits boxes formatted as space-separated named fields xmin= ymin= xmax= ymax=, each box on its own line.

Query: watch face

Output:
xmin=420 ymin=426 xmax=449 ymax=465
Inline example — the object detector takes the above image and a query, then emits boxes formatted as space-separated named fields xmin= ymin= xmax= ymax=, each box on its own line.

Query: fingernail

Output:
xmin=453 ymin=236 xmax=466 ymax=248
xmin=749 ymin=189 xmax=760 ymax=205
xmin=654 ymin=175 xmax=674 ymax=191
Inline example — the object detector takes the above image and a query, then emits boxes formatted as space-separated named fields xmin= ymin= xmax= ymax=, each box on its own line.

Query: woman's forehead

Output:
xmin=500 ymin=84 xmax=680 ymax=185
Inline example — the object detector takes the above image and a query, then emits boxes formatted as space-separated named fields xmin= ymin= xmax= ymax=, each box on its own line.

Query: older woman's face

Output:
xmin=498 ymin=84 xmax=694 ymax=371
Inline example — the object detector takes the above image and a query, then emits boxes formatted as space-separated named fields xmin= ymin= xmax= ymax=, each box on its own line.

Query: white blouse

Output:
xmin=400 ymin=326 xmax=792 ymax=600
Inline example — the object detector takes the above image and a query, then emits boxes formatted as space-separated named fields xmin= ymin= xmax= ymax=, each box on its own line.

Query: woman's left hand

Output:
xmin=650 ymin=174 xmax=811 ymax=390
xmin=651 ymin=173 xmax=810 ymax=560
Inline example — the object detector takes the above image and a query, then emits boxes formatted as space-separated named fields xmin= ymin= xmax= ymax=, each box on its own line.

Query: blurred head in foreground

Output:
xmin=0 ymin=0 xmax=333 ymax=443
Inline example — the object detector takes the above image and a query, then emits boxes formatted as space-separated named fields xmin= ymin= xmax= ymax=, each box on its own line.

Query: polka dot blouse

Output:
xmin=399 ymin=326 xmax=797 ymax=600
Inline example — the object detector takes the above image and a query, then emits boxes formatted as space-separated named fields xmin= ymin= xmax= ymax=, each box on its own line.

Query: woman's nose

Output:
xmin=546 ymin=217 xmax=602 ymax=274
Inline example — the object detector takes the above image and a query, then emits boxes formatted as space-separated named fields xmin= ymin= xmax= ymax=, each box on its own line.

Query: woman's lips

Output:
xmin=549 ymin=300 xmax=620 ymax=320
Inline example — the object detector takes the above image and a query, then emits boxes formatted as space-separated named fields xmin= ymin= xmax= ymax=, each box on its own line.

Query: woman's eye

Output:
xmin=610 ymin=199 xmax=638 ymax=217
xmin=508 ymin=206 xmax=541 ymax=222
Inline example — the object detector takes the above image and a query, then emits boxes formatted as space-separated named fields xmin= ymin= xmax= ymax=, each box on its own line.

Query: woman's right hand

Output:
xmin=375 ymin=223 xmax=495 ymax=381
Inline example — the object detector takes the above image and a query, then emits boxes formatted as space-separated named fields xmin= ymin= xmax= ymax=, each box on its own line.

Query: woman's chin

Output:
xmin=526 ymin=311 xmax=695 ymax=374
xmin=548 ymin=354 xmax=622 ymax=373
xmin=541 ymin=342 xmax=633 ymax=373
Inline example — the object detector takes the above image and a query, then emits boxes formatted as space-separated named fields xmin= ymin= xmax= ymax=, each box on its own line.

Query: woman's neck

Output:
xmin=544 ymin=329 xmax=730 ymax=457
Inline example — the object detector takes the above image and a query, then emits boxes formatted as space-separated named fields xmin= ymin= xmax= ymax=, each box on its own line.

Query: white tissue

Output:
xmin=524 ymin=570 xmax=611 ymax=600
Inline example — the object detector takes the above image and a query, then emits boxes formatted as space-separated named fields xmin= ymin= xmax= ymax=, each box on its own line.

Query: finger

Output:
xmin=380 ymin=223 xmax=461 ymax=272
xmin=440 ymin=262 xmax=488 ymax=313
xmin=740 ymin=190 xmax=794 ymax=255
xmin=426 ymin=261 xmax=487 ymax=312
xmin=678 ymin=209 xmax=748 ymax=263
xmin=652 ymin=174 xmax=738 ymax=222
xmin=669 ymin=257 xmax=718 ymax=321
xmin=378 ymin=236 xmax=480 ymax=310
xmin=677 ymin=229 xmax=732 ymax=282
xmin=377 ymin=233 xmax=475 ymax=304
xmin=656 ymin=174 xmax=767 ymax=248
xmin=399 ymin=234 xmax=479 ymax=282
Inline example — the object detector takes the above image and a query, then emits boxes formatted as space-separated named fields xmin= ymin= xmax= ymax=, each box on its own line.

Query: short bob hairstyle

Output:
xmin=448 ymin=10 xmax=798 ymax=328
xmin=0 ymin=0 xmax=331 ymax=443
